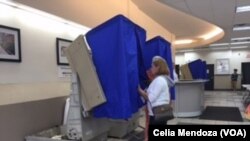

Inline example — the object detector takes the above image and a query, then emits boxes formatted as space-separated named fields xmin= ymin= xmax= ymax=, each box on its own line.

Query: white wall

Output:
xmin=0 ymin=3 xmax=90 ymax=105
xmin=176 ymin=49 xmax=250 ymax=74
xmin=175 ymin=49 xmax=250 ymax=89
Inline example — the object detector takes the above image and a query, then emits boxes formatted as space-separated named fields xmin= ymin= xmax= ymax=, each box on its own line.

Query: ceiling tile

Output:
xmin=232 ymin=30 xmax=250 ymax=38
xmin=157 ymin=0 xmax=190 ymax=13
xmin=211 ymin=0 xmax=236 ymax=28
xmin=185 ymin=0 xmax=214 ymax=23
xmin=237 ymin=0 xmax=250 ymax=6
xmin=137 ymin=0 xmax=245 ymax=47
xmin=234 ymin=12 xmax=250 ymax=25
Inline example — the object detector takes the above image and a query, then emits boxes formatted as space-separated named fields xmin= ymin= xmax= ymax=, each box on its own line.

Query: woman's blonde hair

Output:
xmin=152 ymin=56 xmax=170 ymax=76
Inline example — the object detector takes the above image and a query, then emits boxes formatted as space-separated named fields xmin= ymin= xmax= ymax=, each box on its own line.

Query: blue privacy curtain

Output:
xmin=85 ymin=15 xmax=145 ymax=119
xmin=144 ymin=36 xmax=175 ymax=100
xmin=135 ymin=24 xmax=148 ymax=89
xmin=188 ymin=59 xmax=208 ymax=79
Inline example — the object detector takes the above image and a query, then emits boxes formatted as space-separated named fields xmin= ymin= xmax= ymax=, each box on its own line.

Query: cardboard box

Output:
xmin=180 ymin=64 xmax=193 ymax=80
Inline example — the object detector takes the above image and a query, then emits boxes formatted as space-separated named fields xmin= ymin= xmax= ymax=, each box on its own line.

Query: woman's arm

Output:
xmin=138 ymin=86 xmax=149 ymax=101
xmin=166 ymin=75 xmax=175 ymax=87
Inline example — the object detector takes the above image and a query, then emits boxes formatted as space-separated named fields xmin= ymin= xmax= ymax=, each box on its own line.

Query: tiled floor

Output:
xmin=108 ymin=91 xmax=250 ymax=140
xmin=168 ymin=90 xmax=250 ymax=124
xmin=204 ymin=91 xmax=248 ymax=122
xmin=204 ymin=91 xmax=245 ymax=117
xmin=205 ymin=91 xmax=242 ymax=108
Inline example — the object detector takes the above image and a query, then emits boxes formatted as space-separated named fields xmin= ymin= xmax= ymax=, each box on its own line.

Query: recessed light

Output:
xmin=233 ymin=24 xmax=250 ymax=31
xmin=233 ymin=26 xmax=250 ymax=31
xmin=231 ymin=37 xmax=250 ymax=41
xmin=174 ymin=39 xmax=193 ymax=45
xmin=211 ymin=47 xmax=229 ymax=50
xmin=230 ymin=46 xmax=248 ymax=49
xmin=200 ymin=27 xmax=223 ymax=40
xmin=209 ymin=43 xmax=229 ymax=47
xmin=236 ymin=5 xmax=250 ymax=13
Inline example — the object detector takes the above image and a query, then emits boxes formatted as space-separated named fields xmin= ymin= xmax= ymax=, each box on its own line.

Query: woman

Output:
xmin=138 ymin=56 xmax=173 ymax=125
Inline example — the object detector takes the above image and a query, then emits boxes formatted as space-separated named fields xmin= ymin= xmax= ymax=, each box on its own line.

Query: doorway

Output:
xmin=175 ymin=64 xmax=180 ymax=79
xmin=205 ymin=64 xmax=214 ymax=90
xmin=242 ymin=62 xmax=250 ymax=85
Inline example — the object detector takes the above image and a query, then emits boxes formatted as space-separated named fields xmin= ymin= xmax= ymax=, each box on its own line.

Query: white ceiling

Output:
xmin=12 ymin=0 xmax=248 ymax=49
xmin=132 ymin=0 xmax=217 ymax=38
xmin=132 ymin=0 xmax=225 ymax=48
xmin=158 ymin=0 xmax=250 ymax=45
xmin=14 ymin=0 xmax=223 ymax=48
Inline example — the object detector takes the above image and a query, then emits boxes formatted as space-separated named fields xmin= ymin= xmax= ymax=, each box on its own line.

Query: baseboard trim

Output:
xmin=207 ymin=89 xmax=244 ymax=91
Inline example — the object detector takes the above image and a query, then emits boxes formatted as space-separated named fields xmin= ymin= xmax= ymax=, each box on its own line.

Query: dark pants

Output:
xmin=149 ymin=116 xmax=172 ymax=125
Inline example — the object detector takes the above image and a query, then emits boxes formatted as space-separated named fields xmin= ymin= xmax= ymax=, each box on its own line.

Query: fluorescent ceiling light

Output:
xmin=230 ymin=46 xmax=248 ymax=49
xmin=233 ymin=26 xmax=250 ymax=31
xmin=231 ymin=37 xmax=250 ymax=41
xmin=230 ymin=41 xmax=250 ymax=45
xmin=236 ymin=5 xmax=250 ymax=13
xmin=209 ymin=43 xmax=229 ymax=47
xmin=194 ymin=48 xmax=210 ymax=52
xmin=211 ymin=47 xmax=229 ymax=50
xmin=174 ymin=39 xmax=193 ymax=45
xmin=176 ymin=49 xmax=194 ymax=52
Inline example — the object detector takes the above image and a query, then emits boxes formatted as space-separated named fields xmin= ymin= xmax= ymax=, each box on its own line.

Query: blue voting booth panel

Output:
xmin=86 ymin=15 xmax=145 ymax=119
xmin=188 ymin=59 xmax=207 ymax=79
xmin=134 ymin=25 xmax=148 ymax=89
xmin=188 ymin=59 xmax=202 ymax=79
xmin=144 ymin=36 xmax=175 ymax=100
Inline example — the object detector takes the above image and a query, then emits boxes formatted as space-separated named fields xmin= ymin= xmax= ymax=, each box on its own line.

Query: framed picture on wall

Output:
xmin=215 ymin=58 xmax=230 ymax=75
xmin=0 ymin=25 xmax=21 ymax=62
xmin=56 ymin=38 xmax=72 ymax=65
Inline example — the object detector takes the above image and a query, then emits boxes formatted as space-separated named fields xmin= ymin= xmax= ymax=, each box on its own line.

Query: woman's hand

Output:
xmin=138 ymin=85 xmax=148 ymax=101
xmin=138 ymin=85 xmax=144 ymax=95
xmin=170 ymin=100 xmax=174 ymax=109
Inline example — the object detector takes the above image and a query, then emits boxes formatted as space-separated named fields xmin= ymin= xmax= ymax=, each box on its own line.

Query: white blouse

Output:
xmin=147 ymin=75 xmax=170 ymax=116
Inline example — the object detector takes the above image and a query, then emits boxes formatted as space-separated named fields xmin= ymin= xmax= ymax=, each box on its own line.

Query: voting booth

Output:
xmin=66 ymin=15 xmax=146 ymax=140
xmin=180 ymin=59 xmax=207 ymax=80
xmin=26 ymin=15 xmax=146 ymax=141
xmin=85 ymin=15 xmax=145 ymax=119
xmin=175 ymin=59 xmax=208 ymax=117
xmin=144 ymin=36 xmax=175 ymax=100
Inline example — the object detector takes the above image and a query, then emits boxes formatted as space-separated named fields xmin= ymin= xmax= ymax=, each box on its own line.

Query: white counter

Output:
xmin=242 ymin=84 xmax=250 ymax=91
xmin=174 ymin=80 xmax=208 ymax=117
